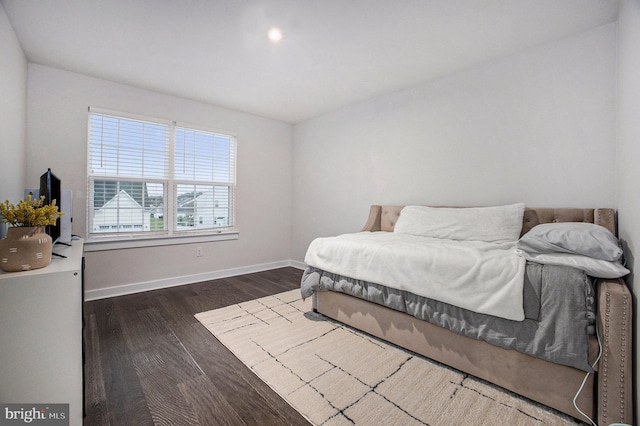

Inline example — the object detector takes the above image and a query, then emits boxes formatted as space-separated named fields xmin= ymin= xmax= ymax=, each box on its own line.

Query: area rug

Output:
xmin=195 ymin=290 xmax=581 ymax=425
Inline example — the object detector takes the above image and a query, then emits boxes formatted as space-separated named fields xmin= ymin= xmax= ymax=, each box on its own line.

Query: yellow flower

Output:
xmin=0 ymin=194 xmax=63 ymax=227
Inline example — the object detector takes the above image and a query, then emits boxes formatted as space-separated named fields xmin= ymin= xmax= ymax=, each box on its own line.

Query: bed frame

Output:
xmin=312 ymin=206 xmax=633 ymax=425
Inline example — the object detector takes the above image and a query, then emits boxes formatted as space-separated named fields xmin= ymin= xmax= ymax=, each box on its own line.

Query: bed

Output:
xmin=301 ymin=205 xmax=633 ymax=425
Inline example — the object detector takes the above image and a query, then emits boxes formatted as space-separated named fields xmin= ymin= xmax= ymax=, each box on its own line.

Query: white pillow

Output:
xmin=519 ymin=251 xmax=629 ymax=279
xmin=393 ymin=203 xmax=525 ymax=242
xmin=518 ymin=222 xmax=622 ymax=261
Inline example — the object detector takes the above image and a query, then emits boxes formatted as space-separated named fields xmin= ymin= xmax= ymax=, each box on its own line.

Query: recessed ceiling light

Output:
xmin=268 ymin=27 xmax=283 ymax=42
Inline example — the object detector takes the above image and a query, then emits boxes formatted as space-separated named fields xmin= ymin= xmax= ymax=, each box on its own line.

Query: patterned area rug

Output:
xmin=195 ymin=290 xmax=581 ymax=425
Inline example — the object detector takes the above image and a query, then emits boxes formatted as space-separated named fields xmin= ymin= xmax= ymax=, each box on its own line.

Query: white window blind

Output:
xmin=87 ymin=108 xmax=236 ymax=239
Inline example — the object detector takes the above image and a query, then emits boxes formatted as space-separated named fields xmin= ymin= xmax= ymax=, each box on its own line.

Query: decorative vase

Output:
xmin=0 ymin=226 xmax=52 ymax=272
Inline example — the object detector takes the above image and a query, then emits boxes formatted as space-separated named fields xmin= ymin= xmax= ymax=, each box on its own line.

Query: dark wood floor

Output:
xmin=83 ymin=267 xmax=311 ymax=426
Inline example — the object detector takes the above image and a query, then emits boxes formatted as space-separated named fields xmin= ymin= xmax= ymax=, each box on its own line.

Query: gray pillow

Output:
xmin=517 ymin=222 xmax=622 ymax=261
xmin=519 ymin=251 xmax=629 ymax=279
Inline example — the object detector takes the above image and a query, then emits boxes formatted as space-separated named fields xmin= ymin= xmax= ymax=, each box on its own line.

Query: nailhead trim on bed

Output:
xmin=601 ymin=291 xmax=630 ymax=424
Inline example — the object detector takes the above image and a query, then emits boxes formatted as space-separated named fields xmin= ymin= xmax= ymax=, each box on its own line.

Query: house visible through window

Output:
xmin=87 ymin=108 xmax=236 ymax=239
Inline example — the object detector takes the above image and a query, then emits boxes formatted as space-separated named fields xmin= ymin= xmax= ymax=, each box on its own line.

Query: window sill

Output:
xmin=84 ymin=231 xmax=239 ymax=252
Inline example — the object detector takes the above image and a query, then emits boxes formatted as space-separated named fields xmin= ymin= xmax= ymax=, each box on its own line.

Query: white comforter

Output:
xmin=304 ymin=232 xmax=527 ymax=321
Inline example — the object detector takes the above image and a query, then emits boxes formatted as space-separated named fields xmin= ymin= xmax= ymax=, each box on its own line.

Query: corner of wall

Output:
xmin=0 ymin=3 xmax=27 ymax=202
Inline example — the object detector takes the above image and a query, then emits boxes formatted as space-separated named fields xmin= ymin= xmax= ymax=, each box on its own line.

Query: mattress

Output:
xmin=301 ymin=261 xmax=596 ymax=372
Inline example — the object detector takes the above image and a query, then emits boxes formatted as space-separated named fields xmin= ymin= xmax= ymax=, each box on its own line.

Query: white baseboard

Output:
xmin=289 ymin=259 xmax=307 ymax=270
xmin=84 ymin=259 xmax=307 ymax=301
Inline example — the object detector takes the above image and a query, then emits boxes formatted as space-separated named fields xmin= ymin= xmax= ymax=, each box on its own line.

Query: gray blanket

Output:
xmin=301 ymin=262 xmax=596 ymax=372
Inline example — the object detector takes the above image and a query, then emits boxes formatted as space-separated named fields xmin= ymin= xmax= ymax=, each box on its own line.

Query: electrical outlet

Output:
xmin=196 ymin=247 xmax=203 ymax=257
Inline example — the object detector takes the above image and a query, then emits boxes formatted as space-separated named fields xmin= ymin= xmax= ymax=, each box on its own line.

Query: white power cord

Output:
xmin=572 ymin=311 xmax=602 ymax=426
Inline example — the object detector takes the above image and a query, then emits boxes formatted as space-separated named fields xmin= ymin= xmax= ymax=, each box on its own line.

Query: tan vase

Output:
xmin=0 ymin=227 xmax=52 ymax=272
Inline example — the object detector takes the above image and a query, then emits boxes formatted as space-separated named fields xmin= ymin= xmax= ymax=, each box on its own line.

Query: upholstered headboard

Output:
xmin=361 ymin=205 xmax=617 ymax=236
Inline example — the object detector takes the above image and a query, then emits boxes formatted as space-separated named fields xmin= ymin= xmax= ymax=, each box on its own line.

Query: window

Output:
xmin=87 ymin=108 xmax=236 ymax=242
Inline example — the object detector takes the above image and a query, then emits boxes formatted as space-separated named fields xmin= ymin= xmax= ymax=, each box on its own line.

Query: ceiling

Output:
xmin=2 ymin=0 xmax=620 ymax=124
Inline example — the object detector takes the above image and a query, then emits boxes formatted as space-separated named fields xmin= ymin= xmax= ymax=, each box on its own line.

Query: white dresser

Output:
xmin=0 ymin=239 xmax=84 ymax=425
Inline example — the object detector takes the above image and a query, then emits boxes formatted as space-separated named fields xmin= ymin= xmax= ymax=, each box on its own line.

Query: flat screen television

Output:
xmin=39 ymin=168 xmax=61 ymax=244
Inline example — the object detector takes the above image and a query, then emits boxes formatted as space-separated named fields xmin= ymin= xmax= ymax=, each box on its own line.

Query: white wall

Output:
xmin=26 ymin=64 xmax=293 ymax=293
xmin=291 ymin=24 xmax=617 ymax=261
xmin=0 ymin=3 xmax=27 ymax=206
xmin=10 ymin=3 xmax=636 ymax=416
xmin=616 ymin=0 xmax=640 ymax=420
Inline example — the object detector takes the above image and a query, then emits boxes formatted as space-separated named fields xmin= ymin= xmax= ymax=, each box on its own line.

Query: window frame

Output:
xmin=85 ymin=107 xmax=238 ymax=251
